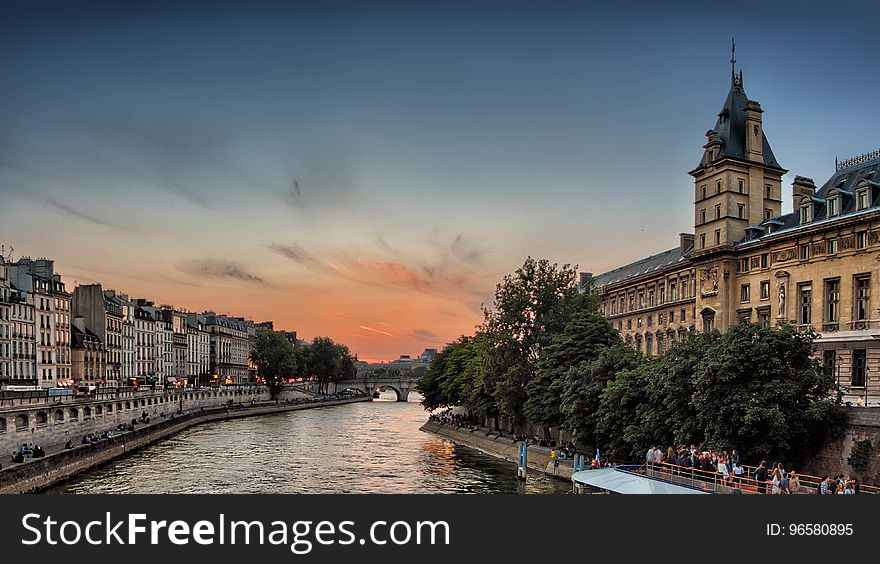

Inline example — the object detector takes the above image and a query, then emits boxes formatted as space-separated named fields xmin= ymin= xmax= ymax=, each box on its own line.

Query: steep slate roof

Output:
xmin=698 ymin=71 xmax=782 ymax=170
xmin=592 ymin=245 xmax=691 ymax=290
xmin=739 ymin=154 xmax=880 ymax=245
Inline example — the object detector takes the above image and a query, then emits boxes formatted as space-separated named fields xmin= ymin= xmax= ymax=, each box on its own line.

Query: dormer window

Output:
xmin=857 ymin=188 xmax=870 ymax=210
xmin=827 ymin=196 xmax=840 ymax=217
xmin=799 ymin=203 xmax=812 ymax=224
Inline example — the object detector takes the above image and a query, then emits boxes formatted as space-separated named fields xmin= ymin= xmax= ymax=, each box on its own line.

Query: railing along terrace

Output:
xmin=644 ymin=461 xmax=879 ymax=494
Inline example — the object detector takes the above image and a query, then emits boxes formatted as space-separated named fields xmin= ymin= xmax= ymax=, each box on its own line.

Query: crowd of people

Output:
xmin=428 ymin=409 xmax=476 ymax=428
xmin=643 ymin=444 xmax=865 ymax=494
xmin=9 ymin=443 xmax=46 ymax=464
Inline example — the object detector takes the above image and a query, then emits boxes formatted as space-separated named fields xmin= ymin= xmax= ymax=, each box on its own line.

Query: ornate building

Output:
xmin=588 ymin=62 xmax=880 ymax=405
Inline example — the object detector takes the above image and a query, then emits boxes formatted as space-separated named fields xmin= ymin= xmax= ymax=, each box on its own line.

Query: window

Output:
xmin=737 ymin=203 xmax=745 ymax=219
xmin=700 ymin=234 xmax=706 ymax=249
xmin=760 ymin=280 xmax=770 ymax=300
xmin=857 ymin=189 xmax=869 ymax=210
xmin=824 ymin=350 xmax=837 ymax=377
xmin=637 ymin=317 xmax=643 ymax=328
xmin=799 ymin=284 xmax=812 ymax=325
xmin=765 ymin=184 xmax=772 ymax=199
xmin=855 ymin=275 xmax=870 ymax=322
xmin=740 ymin=258 xmax=750 ymax=272
xmin=757 ymin=309 xmax=771 ymax=328
xmin=715 ymin=204 xmax=721 ymax=219
xmin=799 ymin=204 xmax=811 ymax=224
xmin=716 ymin=180 xmax=721 ymax=194
xmin=828 ymin=239 xmax=838 ymax=255
xmin=765 ymin=209 xmax=772 ymax=219
xmin=714 ymin=230 xmax=721 ymax=245
xmin=669 ymin=311 xmax=675 ymax=323
xmin=826 ymin=279 xmax=841 ymax=323
xmin=827 ymin=196 xmax=839 ymax=217
xmin=760 ymin=253 xmax=769 ymax=268
xmin=738 ymin=179 xmax=745 ymax=193
xmin=799 ymin=244 xmax=809 ymax=260
xmin=856 ymin=231 xmax=867 ymax=249
xmin=701 ymin=209 xmax=706 ymax=224
xmin=740 ymin=284 xmax=751 ymax=303
xmin=658 ymin=286 xmax=666 ymax=304
xmin=852 ymin=349 xmax=867 ymax=387
xmin=669 ymin=281 xmax=677 ymax=301
xmin=701 ymin=185 xmax=707 ymax=199
xmin=702 ymin=312 xmax=714 ymax=333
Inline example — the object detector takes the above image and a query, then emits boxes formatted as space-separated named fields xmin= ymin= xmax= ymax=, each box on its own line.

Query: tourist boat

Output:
xmin=572 ymin=465 xmax=711 ymax=494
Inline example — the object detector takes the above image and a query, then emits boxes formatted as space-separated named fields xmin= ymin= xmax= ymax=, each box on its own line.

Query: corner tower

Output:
xmin=690 ymin=59 xmax=787 ymax=255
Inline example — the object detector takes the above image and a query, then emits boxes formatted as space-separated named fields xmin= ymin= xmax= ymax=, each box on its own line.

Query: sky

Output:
xmin=1 ymin=0 xmax=878 ymax=362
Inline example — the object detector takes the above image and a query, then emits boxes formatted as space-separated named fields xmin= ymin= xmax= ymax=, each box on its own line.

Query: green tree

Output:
xmin=560 ymin=342 xmax=641 ymax=447
xmin=251 ymin=331 xmax=298 ymax=398
xmin=305 ymin=337 xmax=358 ymax=394
xmin=692 ymin=323 xmax=846 ymax=465
xmin=480 ymin=257 xmax=589 ymax=427
xmin=524 ymin=311 xmax=620 ymax=429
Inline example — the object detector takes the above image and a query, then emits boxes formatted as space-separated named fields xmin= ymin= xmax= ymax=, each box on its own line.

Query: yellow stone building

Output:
xmin=586 ymin=65 xmax=880 ymax=405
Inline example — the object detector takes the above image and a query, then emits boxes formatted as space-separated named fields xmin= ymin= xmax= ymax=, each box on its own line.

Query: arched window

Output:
xmin=125 ymin=401 xmax=131 ymax=410
xmin=15 ymin=414 xmax=29 ymax=430
xmin=0 ymin=417 xmax=7 ymax=433
xmin=69 ymin=408 xmax=79 ymax=421
xmin=54 ymin=409 xmax=65 ymax=423
xmin=84 ymin=406 xmax=92 ymax=419
xmin=96 ymin=405 xmax=103 ymax=415
xmin=36 ymin=411 xmax=48 ymax=425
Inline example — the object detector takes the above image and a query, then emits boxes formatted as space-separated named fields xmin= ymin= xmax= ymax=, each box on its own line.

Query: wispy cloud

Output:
xmin=177 ymin=259 xmax=266 ymax=286
xmin=43 ymin=199 xmax=116 ymax=228
xmin=407 ymin=328 xmax=437 ymax=342
xmin=358 ymin=325 xmax=395 ymax=338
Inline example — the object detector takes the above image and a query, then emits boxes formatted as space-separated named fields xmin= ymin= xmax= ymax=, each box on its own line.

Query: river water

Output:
xmin=48 ymin=394 xmax=570 ymax=494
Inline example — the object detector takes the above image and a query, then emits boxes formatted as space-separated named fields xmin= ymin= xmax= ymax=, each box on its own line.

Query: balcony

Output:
xmin=822 ymin=322 xmax=840 ymax=332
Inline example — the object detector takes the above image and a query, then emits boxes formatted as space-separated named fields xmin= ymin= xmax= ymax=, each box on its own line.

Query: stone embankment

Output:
xmin=420 ymin=420 xmax=576 ymax=481
xmin=0 ymin=395 xmax=369 ymax=494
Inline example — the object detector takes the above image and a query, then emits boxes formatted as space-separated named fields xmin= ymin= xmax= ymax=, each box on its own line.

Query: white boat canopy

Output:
xmin=571 ymin=468 xmax=710 ymax=494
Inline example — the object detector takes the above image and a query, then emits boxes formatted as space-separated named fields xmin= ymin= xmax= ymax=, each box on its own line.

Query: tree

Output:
xmin=251 ymin=331 xmax=298 ymax=398
xmin=305 ymin=337 xmax=357 ymax=394
xmin=480 ymin=257 xmax=589 ymax=427
xmin=691 ymin=323 xmax=846 ymax=465
xmin=594 ymin=323 xmax=847 ymax=465
xmin=560 ymin=342 xmax=640 ymax=447
xmin=524 ymin=311 xmax=620 ymax=429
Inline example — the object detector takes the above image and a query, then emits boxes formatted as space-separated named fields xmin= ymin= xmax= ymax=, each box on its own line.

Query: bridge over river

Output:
xmin=334 ymin=374 xmax=421 ymax=402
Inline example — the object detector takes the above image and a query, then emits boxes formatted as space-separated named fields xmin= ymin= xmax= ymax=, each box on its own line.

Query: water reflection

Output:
xmin=48 ymin=396 xmax=570 ymax=494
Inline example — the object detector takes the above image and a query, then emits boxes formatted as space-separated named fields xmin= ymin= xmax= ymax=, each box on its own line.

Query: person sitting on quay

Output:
xmin=65 ymin=440 xmax=74 ymax=450
xmin=32 ymin=444 xmax=46 ymax=458
xmin=11 ymin=450 xmax=25 ymax=464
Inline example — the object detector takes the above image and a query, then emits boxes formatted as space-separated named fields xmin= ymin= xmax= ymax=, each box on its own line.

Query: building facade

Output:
xmin=200 ymin=313 xmax=251 ymax=384
xmin=589 ymin=64 xmax=880 ymax=405
xmin=71 ymin=284 xmax=124 ymax=386
xmin=71 ymin=318 xmax=106 ymax=386
xmin=0 ymin=256 xmax=10 ymax=384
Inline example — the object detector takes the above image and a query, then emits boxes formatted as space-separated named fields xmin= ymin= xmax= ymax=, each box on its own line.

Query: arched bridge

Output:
xmin=336 ymin=375 xmax=421 ymax=402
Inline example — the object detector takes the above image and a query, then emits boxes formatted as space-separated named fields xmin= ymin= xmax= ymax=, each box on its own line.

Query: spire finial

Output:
xmin=730 ymin=36 xmax=736 ymax=79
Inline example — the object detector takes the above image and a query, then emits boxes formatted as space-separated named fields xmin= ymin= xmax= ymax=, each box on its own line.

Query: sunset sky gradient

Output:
xmin=1 ymin=0 xmax=877 ymax=361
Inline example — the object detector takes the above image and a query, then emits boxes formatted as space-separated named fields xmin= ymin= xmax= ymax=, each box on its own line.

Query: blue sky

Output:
xmin=1 ymin=0 xmax=877 ymax=360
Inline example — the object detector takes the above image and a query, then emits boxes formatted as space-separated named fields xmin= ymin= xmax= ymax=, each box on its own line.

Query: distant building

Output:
xmin=71 ymin=318 xmax=106 ymax=387
xmin=72 ymin=283 xmax=123 ymax=386
xmin=199 ymin=312 xmax=251 ymax=384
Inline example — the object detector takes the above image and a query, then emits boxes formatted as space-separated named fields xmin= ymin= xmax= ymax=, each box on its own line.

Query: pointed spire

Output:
xmin=730 ymin=37 xmax=736 ymax=80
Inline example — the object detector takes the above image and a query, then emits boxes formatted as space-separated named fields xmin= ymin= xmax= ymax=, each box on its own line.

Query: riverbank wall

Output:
xmin=420 ymin=421 xmax=576 ymax=481
xmin=0 ymin=395 xmax=369 ymax=494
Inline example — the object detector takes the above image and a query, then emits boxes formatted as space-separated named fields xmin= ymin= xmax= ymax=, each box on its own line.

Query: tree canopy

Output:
xmin=418 ymin=255 xmax=847 ymax=468
xmin=251 ymin=331 xmax=298 ymax=398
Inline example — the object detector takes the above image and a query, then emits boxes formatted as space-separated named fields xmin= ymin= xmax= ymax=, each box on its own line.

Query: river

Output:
xmin=47 ymin=393 xmax=570 ymax=494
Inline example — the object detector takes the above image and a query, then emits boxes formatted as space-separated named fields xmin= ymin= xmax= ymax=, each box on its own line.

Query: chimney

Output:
xmin=578 ymin=272 xmax=593 ymax=292
xmin=792 ymin=176 xmax=817 ymax=208
xmin=744 ymin=100 xmax=764 ymax=163
xmin=680 ymin=233 xmax=695 ymax=253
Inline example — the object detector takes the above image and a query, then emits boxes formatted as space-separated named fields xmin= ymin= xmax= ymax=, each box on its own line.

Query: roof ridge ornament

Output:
xmin=730 ymin=37 xmax=736 ymax=80
xmin=836 ymin=148 xmax=880 ymax=171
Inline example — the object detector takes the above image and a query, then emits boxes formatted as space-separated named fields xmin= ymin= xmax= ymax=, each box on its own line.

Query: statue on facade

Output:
xmin=778 ymin=282 xmax=786 ymax=317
